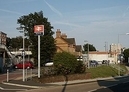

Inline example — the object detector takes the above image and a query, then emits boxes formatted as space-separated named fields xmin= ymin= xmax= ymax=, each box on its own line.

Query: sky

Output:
xmin=0 ymin=0 xmax=129 ymax=51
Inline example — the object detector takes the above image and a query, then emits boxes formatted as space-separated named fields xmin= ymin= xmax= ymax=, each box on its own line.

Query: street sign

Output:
xmin=34 ymin=25 xmax=44 ymax=78
xmin=34 ymin=25 xmax=44 ymax=35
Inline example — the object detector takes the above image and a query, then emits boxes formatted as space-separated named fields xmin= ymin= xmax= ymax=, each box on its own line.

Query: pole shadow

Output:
xmin=61 ymin=75 xmax=68 ymax=92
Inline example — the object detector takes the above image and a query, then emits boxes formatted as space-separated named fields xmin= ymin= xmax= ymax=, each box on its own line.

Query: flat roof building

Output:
xmin=0 ymin=31 xmax=7 ymax=45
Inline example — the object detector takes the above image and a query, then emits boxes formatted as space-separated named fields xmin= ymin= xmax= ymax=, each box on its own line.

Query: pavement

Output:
xmin=1 ymin=66 xmax=129 ymax=90
xmin=2 ymin=75 xmax=125 ymax=89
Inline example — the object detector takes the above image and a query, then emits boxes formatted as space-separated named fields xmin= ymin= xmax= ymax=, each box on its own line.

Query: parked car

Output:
xmin=77 ymin=56 xmax=83 ymax=61
xmin=102 ymin=60 xmax=109 ymax=64
xmin=15 ymin=61 xmax=34 ymax=69
xmin=44 ymin=60 xmax=53 ymax=67
xmin=89 ymin=60 xmax=98 ymax=66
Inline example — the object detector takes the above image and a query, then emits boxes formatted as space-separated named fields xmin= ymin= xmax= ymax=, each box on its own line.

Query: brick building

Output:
xmin=55 ymin=29 xmax=82 ymax=57
xmin=0 ymin=31 xmax=7 ymax=45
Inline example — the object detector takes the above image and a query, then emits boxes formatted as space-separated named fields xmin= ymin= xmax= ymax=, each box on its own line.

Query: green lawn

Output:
xmin=87 ymin=65 xmax=128 ymax=79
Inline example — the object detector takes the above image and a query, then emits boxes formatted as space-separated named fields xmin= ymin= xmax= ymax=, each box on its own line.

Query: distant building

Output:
xmin=0 ymin=31 xmax=7 ymax=45
xmin=88 ymin=51 xmax=117 ymax=64
xmin=55 ymin=29 xmax=82 ymax=57
xmin=110 ymin=43 xmax=122 ymax=54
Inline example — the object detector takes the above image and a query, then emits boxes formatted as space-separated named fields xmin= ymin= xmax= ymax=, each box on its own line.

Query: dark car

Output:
xmin=89 ymin=60 xmax=98 ymax=66
xmin=102 ymin=60 xmax=109 ymax=64
xmin=15 ymin=61 xmax=34 ymax=69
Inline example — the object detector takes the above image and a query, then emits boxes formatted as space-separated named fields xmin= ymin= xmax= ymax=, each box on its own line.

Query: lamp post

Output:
xmin=21 ymin=30 xmax=25 ymax=81
xmin=117 ymin=33 xmax=129 ymax=76
xmin=17 ymin=27 xmax=25 ymax=82
xmin=84 ymin=40 xmax=89 ymax=68
xmin=28 ymin=44 xmax=33 ymax=61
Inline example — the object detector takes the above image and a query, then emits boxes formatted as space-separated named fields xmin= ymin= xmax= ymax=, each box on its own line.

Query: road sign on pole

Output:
xmin=34 ymin=25 xmax=44 ymax=78
xmin=34 ymin=25 xmax=44 ymax=34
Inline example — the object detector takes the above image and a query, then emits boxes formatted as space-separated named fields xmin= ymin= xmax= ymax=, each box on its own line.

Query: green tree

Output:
xmin=6 ymin=36 xmax=30 ymax=50
xmin=123 ymin=48 xmax=129 ymax=63
xmin=17 ymin=11 xmax=56 ymax=65
xmin=83 ymin=43 xmax=96 ymax=52
xmin=6 ymin=37 xmax=11 ymax=48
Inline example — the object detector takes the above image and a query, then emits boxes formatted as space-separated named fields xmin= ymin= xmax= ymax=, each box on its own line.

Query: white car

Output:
xmin=45 ymin=61 xmax=53 ymax=66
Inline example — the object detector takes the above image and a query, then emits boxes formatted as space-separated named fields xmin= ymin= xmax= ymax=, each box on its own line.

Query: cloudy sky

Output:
xmin=0 ymin=0 xmax=129 ymax=51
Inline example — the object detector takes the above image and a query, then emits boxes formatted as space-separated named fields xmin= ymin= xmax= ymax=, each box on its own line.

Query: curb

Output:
xmin=2 ymin=81 xmax=42 ymax=89
xmin=46 ymin=77 xmax=114 ymax=86
xmin=2 ymin=75 xmax=128 ymax=88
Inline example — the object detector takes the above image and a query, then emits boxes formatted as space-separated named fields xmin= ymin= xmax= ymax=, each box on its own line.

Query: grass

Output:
xmin=33 ymin=65 xmax=128 ymax=83
xmin=87 ymin=65 xmax=127 ymax=79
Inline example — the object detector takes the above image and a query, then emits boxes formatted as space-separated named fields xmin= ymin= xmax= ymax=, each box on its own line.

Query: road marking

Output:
xmin=2 ymin=82 xmax=42 ymax=89
xmin=0 ymin=86 xmax=27 ymax=91
xmin=2 ymin=89 xmax=27 ymax=91
xmin=0 ymin=87 xmax=3 ymax=90
xmin=88 ymin=89 xmax=97 ymax=92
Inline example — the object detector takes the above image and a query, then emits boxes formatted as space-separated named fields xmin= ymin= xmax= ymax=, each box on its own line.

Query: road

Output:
xmin=19 ymin=76 xmax=129 ymax=92
xmin=1 ymin=69 xmax=129 ymax=92
xmin=0 ymin=69 xmax=37 ymax=92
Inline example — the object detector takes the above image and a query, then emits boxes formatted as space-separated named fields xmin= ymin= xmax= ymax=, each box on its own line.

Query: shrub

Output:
xmin=75 ymin=61 xmax=86 ymax=73
xmin=53 ymin=52 xmax=85 ymax=75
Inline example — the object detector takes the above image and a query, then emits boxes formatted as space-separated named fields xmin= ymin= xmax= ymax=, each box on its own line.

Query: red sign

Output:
xmin=34 ymin=25 xmax=44 ymax=34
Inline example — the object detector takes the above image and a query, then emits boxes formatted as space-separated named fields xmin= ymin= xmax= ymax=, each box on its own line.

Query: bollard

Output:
xmin=26 ymin=69 xmax=27 ymax=81
xmin=30 ymin=68 xmax=32 ymax=80
xmin=7 ymin=69 xmax=9 ymax=82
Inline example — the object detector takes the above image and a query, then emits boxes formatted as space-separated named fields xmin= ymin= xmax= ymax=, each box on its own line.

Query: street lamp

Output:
xmin=17 ymin=27 xmax=25 ymax=82
xmin=84 ymin=40 xmax=89 ymax=68
xmin=28 ymin=43 xmax=33 ymax=61
xmin=117 ymin=33 xmax=129 ymax=76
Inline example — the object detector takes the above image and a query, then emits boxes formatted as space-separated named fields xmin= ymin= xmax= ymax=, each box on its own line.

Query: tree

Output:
xmin=123 ymin=48 xmax=129 ymax=63
xmin=6 ymin=37 xmax=11 ymax=48
xmin=6 ymin=36 xmax=30 ymax=50
xmin=17 ymin=11 xmax=56 ymax=65
xmin=83 ymin=43 xmax=96 ymax=52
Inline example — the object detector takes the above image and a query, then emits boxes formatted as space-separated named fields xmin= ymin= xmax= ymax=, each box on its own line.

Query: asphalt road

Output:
xmin=1 ymin=69 xmax=129 ymax=92
xmin=0 ymin=69 xmax=37 ymax=92
xmin=18 ymin=76 xmax=129 ymax=92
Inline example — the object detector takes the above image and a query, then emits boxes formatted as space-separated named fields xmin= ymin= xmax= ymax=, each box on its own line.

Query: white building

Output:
xmin=110 ymin=43 xmax=122 ymax=54
xmin=83 ymin=51 xmax=117 ymax=64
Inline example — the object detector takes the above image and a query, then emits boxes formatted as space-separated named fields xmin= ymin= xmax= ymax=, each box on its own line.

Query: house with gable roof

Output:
xmin=55 ymin=29 xmax=82 ymax=57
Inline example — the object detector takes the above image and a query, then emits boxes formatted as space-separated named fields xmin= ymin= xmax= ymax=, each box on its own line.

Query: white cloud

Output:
xmin=44 ymin=0 xmax=62 ymax=17
xmin=123 ymin=6 xmax=129 ymax=17
xmin=54 ymin=21 xmax=84 ymax=28
xmin=0 ymin=9 xmax=24 ymax=15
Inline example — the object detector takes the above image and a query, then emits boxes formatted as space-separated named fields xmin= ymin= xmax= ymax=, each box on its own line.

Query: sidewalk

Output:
xmin=2 ymin=76 xmax=122 ymax=88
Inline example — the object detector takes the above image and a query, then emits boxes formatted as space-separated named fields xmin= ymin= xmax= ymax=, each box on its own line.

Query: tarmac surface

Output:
xmin=2 ymin=76 xmax=123 ymax=88
xmin=1 ymin=66 xmax=129 ymax=91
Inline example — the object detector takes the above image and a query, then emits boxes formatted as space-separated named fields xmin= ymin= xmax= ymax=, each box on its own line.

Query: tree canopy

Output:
xmin=123 ymin=48 xmax=129 ymax=63
xmin=83 ymin=43 xmax=96 ymax=52
xmin=17 ymin=11 xmax=56 ymax=65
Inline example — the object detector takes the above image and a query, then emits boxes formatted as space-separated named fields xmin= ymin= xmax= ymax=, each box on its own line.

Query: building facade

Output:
xmin=0 ymin=31 xmax=7 ymax=45
xmin=55 ymin=29 xmax=82 ymax=57
xmin=88 ymin=51 xmax=117 ymax=64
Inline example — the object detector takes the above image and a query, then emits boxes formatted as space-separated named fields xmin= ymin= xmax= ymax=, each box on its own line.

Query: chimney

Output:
xmin=56 ymin=29 xmax=61 ymax=38
xmin=61 ymin=33 xmax=67 ymax=39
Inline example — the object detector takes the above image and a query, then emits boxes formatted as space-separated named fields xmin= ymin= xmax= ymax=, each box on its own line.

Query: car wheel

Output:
xmin=27 ymin=66 xmax=30 ymax=69
xmin=15 ymin=66 xmax=18 ymax=69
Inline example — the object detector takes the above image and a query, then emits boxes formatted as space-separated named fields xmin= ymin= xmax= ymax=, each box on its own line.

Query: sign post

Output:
xmin=34 ymin=25 xmax=44 ymax=78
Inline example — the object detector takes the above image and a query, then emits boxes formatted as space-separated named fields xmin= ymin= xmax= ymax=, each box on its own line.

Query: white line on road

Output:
xmin=0 ymin=86 xmax=27 ymax=91
xmin=2 ymin=89 xmax=27 ymax=91
xmin=0 ymin=87 xmax=3 ymax=90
